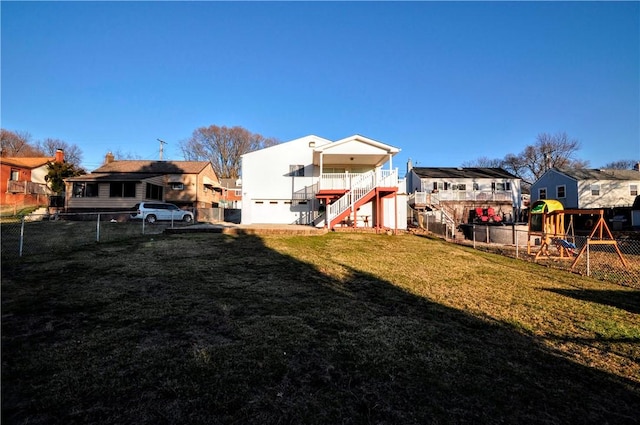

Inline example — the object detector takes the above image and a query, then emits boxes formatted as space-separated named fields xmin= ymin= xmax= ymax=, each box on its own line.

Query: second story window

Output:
xmin=289 ymin=165 xmax=304 ymax=177
xmin=630 ymin=184 xmax=638 ymax=196
xmin=591 ymin=184 xmax=600 ymax=196
xmin=493 ymin=182 xmax=511 ymax=191
xmin=10 ymin=169 xmax=20 ymax=181
xmin=556 ymin=185 xmax=566 ymax=198
xmin=539 ymin=188 xmax=547 ymax=200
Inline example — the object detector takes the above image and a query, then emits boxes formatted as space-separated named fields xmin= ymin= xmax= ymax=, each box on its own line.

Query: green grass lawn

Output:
xmin=2 ymin=232 xmax=639 ymax=424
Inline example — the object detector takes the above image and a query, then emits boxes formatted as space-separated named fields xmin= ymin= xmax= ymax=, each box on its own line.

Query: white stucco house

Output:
xmin=241 ymin=134 xmax=406 ymax=231
xmin=530 ymin=168 xmax=640 ymax=209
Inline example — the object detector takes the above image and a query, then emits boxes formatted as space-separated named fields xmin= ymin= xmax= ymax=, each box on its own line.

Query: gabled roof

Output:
xmin=92 ymin=160 xmax=211 ymax=175
xmin=312 ymin=134 xmax=400 ymax=167
xmin=314 ymin=134 xmax=399 ymax=154
xmin=0 ymin=156 xmax=55 ymax=169
xmin=552 ymin=168 xmax=640 ymax=181
xmin=411 ymin=167 xmax=519 ymax=179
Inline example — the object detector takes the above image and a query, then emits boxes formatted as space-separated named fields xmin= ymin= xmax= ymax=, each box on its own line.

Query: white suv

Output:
xmin=130 ymin=202 xmax=194 ymax=224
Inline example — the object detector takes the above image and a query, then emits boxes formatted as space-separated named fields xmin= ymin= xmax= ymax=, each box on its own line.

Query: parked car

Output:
xmin=130 ymin=202 xmax=194 ymax=223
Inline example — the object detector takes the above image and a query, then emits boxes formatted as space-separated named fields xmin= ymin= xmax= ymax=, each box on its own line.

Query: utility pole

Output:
xmin=157 ymin=139 xmax=167 ymax=161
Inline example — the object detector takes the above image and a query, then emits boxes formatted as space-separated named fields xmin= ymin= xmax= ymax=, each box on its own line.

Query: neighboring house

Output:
xmin=241 ymin=134 xmax=406 ymax=231
xmin=1 ymin=149 xmax=65 ymax=208
xmin=530 ymin=168 xmax=640 ymax=209
xmin=64 ymin=153 xmax=221 ymax=213
xmin=406 ymin=163 xmax=522 ymax=224
xmin=219 ymin=178 xmax=242 ymax=209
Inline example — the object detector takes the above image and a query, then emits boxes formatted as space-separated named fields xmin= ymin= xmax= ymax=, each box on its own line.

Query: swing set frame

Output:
xmin=528 ymin=206 xmax=628 ymax=270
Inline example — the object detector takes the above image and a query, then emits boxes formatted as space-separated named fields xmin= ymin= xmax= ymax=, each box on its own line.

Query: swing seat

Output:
xmin=555 ymin=239 xmax=577 ymax=255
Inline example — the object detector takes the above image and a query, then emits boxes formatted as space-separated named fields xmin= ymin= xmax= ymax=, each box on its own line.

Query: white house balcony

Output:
xmin=318 ymin=169 xmax=399 ymax=192
xmin=409 ymin=190 xmax=513 ymax=207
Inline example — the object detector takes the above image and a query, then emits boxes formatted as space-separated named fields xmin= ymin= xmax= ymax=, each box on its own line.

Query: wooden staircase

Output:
xmin=325 ymin=170 xmax=397 ymax=229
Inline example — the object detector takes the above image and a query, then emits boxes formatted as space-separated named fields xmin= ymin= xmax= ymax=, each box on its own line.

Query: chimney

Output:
xmin=105 ymin=152 xmax=115 ymax=164
xmin=55 ymin=149 xmax=65 ymax=163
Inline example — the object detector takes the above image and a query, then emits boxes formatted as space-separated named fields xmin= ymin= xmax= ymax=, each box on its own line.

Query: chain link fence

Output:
xmin=1 ymin=210 xmax=199 ymax=260
xmin=437 ymin=223 xmax=640 ymax=288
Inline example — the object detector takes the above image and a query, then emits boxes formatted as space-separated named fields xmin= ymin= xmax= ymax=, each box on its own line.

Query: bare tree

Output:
xmin=462 ymin=132 xmax=588 ymax=188
xmin=461 ymin=156 xmax=503 ymax=168
xmin=601 ymin=159 xmax=639 ymax=170
xmin=472 ymin=132 xmax=587 ymax=186
xmin=0 ymin=129 xmax=42 ymax=156
xmin=517 ymin=132 xmax=587 ymax=184
xmin=111 ymin=150 xmax=143 ymax=160
xmin=180 ymin=125 xmax=279 ymax=178
xmin=35 ymin=138 xmax=83 ymax=167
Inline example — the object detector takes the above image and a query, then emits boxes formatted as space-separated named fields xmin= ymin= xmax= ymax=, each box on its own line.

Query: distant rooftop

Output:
xmin=411 ymin=167 xmax=519 ymax=179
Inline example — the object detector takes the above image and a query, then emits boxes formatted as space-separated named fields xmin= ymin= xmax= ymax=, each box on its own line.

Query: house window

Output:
xmin=233 ymin=189 xmax=242 ymax=196
xmin=473 ymin=182 xmax=479 ymax=191
xmin=539 ymin=188 xmax=547 ymax=200
xmin=73 ymin=182 xmax=98 ymax=197
xmin=10 ymin=169 xmax=20 ymax=181
xmin=556 ymin=185 xmax=566 ymax=198
xmin=494 ymin=182 xmax=511 ymax=191
xmin=457 ymin=184 xmax=467 ymax=191
xmin=631 ymin=184 xmax=638 ymax=196
xmin=145 ymin=183 xmax=163 ymax=200
xmin=170 ymin=183 xmax=184 ymax=190
xmin=289 ymin=165 xmax=304 ymax=177
xmin=110 ymin=182 xmax=136 ymax=198
xmin=591 ymin=184 xmax=600 ymax=196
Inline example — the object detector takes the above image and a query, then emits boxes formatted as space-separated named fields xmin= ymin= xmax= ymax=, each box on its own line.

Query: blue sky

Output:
xmin=2 ymin=1 xmax=639 ymax=174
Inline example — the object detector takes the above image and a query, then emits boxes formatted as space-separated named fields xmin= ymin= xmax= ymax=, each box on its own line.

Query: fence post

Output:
xmin=96 ymin=213 xmax=101 ymax=242
xmin=19 ymin=217 xmax=25 ymax=257
xmin=473 ymin=224 xmax=476 ymax=249
xmin=486 ymin=225 xmax=489 ymax=244
xmin=515 ymin=229 xmax=519 ymax=258
xmin=586 ymin=237 xmax=590 ymax=277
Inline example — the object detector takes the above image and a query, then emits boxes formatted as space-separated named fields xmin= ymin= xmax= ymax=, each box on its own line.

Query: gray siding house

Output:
xmin=530 ymin=168 xmax=640 ymax=208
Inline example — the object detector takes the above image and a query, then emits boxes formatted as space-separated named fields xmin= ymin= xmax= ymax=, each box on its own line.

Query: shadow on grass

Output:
xmin=2 ymin=232 xmax=639 ymax=425
xmin=543 ymin=288 xmax=640 ymax=314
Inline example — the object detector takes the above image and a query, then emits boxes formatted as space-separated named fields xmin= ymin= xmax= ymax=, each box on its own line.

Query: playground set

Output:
xmin=527 ymin=200 xmax=628 ymax=271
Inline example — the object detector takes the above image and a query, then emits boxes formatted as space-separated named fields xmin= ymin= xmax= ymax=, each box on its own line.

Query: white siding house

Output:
xmin=406 ymin=163 xmax=522 ymax=224
xmin=241 ymin=135 xmax=405 ymax=230
xmin=530 ymin=168 xmax=640 ymax=209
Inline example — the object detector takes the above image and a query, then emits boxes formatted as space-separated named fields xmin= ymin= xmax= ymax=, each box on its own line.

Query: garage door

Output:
xmin=252 ymin=200 xmax=295 ymax=224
